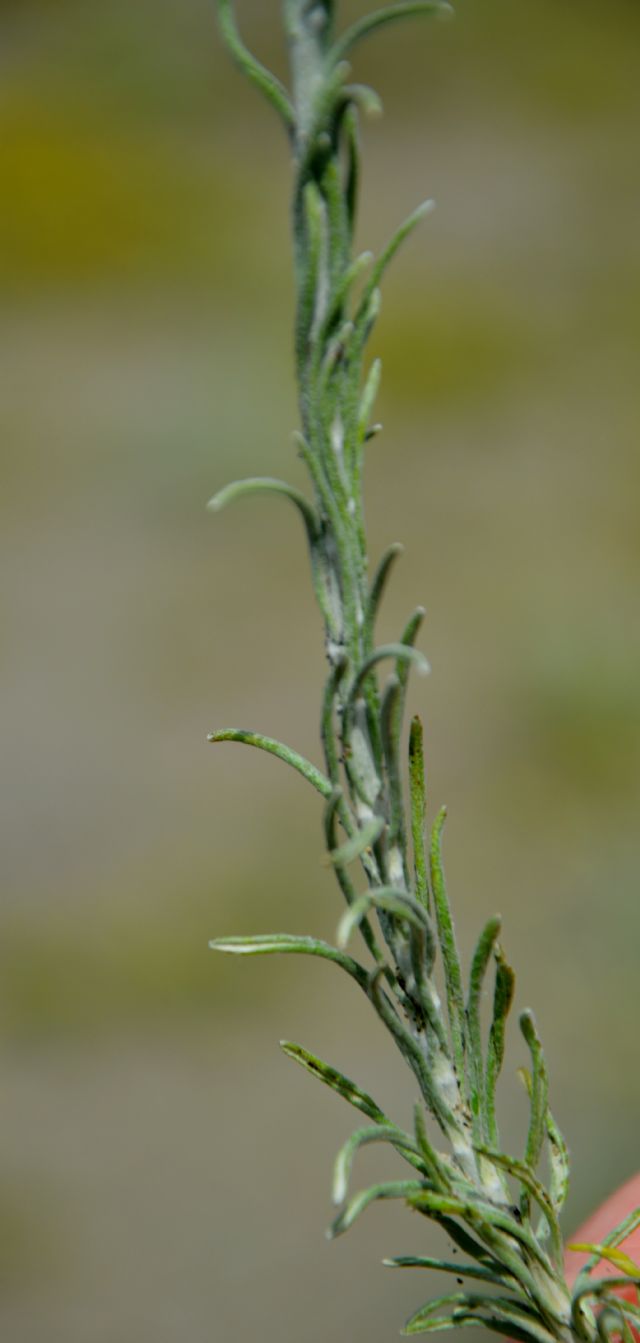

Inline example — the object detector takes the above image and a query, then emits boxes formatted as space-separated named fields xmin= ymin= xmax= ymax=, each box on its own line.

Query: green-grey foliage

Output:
xmin=209 ymin=4 xmax=639 ymax=1341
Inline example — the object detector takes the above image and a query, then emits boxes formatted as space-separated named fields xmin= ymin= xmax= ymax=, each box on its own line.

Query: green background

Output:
xmin=1 ymin=1 xmax=639 ymax=1339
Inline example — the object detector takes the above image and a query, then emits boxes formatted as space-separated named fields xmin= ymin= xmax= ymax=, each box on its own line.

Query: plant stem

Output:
xmin=209 ymin=7 xmax=639 ymax=1341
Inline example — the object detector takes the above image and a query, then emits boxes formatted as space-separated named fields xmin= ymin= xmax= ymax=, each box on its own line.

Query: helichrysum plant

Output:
xmin=208 ymin=3 xmax=640 ymax=1340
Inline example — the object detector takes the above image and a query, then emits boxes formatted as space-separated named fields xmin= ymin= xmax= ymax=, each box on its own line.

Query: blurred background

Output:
xmin=1 ymin=0 xmax=639 ymax=1339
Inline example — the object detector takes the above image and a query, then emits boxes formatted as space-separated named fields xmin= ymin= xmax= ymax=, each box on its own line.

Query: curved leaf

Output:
xmin=332 ymin=1122 xmax=421 ymax=1204
xmin=328 ymin=814 xmax=385 ymax=868
xmin=207 ymin=728 xmax=332 ymax=798
xmin=207 ymin=476 xmax=319 ymax=538
xmin=328 ymin=1178 xmax=425 ymax=1239
xmin=217 ymin=0 xmax=294 ymax=130
xmin=337 ymin=885 xmax=429 ymax=949
xmin=331 ymin=3 xmax=453 ymax=64
xmin=209 ymin=934 xmax=370 ymax=992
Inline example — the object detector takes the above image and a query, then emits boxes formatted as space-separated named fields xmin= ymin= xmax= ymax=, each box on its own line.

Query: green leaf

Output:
xmin=429 ymin=808 xmax=466 ymax=1083
xmin=355 ymin=199 xmax=435 ymax=327
xmin=328 ymin=815 xmax=385 ymax=869
xmin=321 ymin=661 xmax=348 ymax=786
xmin=207 ymin=475 xmax=319 ymax=536
xmin=209 ymin=934 xmax=370 ymax=992
xmin=217 ymin=0 xmax=294 ymax=131
xmin=381 ymin=607 xmax=426 ymax=861
xmin=519 ymin=1011 xmax=548 ymax=1174
xmin=380 ymin=674 xmax=405 ymax=856
xmin=383 ymin=1256 xmax=508 ymax=1287
xmin=409 ymin=716 xmax=429 ymax=912
xmin=413 ymin=1103 xmax=453 ymax=1189
xmin=343 ymin=101 xmax=360 ymax=232
xmin=349 ymin=642 xmax=430 ymax=704
xmin=332 ymin=1123 xmax=421 ymax=1204
xmin=366 ymin=542 xmax=404 ymax=641
xmin=323 ymin=788 xmax=384 ymax=964
xmin=337 ymin=885 xmax=429 ymax=949
xmin=319 ymin=250 xmax=373 ymax=345
xmin=546 ymin=1107 xmax=570 ymax=1219
xmin=328 ymin=1179 xmax=425 ymax=1239
xmin=296 ymin=180 xmax=329 ymax=363
xmin=357 ymin=357 xmax=382 ymax=444
xmin=485 ymin=945 xmax=515 ymax=1148
xmin=331 ymin=3 xmax=453 ymax=64
xmin=207 ymin=728 xmax=333 ymax=799
xmin=340 ymin=81 xmax=384 ymax=119
xmin=466 ymin=916 xmax=501 ymax=1141
xmin=280 ymin=1041 xmax=389 ymax=1123
xmin=343 ymin=704 xmax=384 ymax=811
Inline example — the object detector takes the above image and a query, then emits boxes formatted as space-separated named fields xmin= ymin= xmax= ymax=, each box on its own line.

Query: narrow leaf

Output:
xmin=328 ymin=1179 xmax=425 ymax=1239
xmin=357 ymin=357 xmax=382 ymax=443
xmin=467 ymin=916 xmax=501 ymax=1141
xmin=321 ymin=660 xmax=348 ymax=786
xmin=380 ymin=674 xmax=406 ymax=858
xmin=337 ymin=886 xmax=428 ymax=949
xmin=209 ymin=934 xmax=369 ymax=992
xmin=280 ymin=1041 xmax=389 ymax=1124
xmin=383 ymin=1256 xmax=508 ymax=1287
xmin=568 ymin=1245 xmax=640 ymax=1278
xmin=546 ymin=1107 xmax=570 ymax=1217
xmin=485 ymin=944 xmax=515 ymax=1148
xmin=296 ymin=180 xmax=328 ymax=364
xmin=207 ymin=728 xmax=332 ymax=798
xmin=320 ymin=250 xmax=373 ymax=345
xmin=381 ymin=607 xmax=426 ymax=863
xmin=519 ymin=1011 xmax=548 ymax=1173
xmin=413 ymin=1103 xmax=453 ymax=1189
xmin=355 ymin=199 xmax=435 ymax=328
xmin=207 ymin=476 xmax=319 ymax=538
xmin=350 ymin=641 xmax=429 ymax=704
xmin=343 ymin=101 xmax=359 ymax=233
xmin=328 ymin=815 xmax=385 ymax=868
xmin=409 ymin=716 xmax=429 ymax=911
xmin=430 ymin=808 xmax=466 ymax=1082
xmin=332 ymin=3 xmax=453 ymax=64
xmin=217 ymin=0 xmax=294 ymax=130
xmin=366 ymin=542 xmax=404 ymax=639
xmin=324 ymin=788 xmax=383 ymax=964
xmin=341 ymin=82 xmax=384 ymax=118
xmin=332 ymin=1123 xmax=421 ymax=1204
